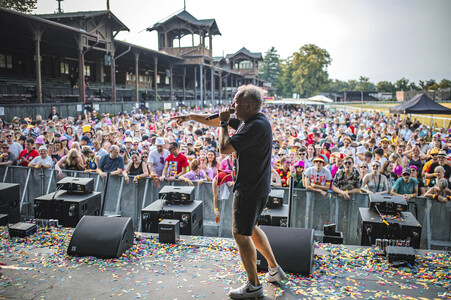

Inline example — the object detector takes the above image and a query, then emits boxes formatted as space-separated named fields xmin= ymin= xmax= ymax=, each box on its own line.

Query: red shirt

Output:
xmin=18 ymin=149 xmax=39 ymax=167
xmin=166 ymin=153 xmax=189 ymax=176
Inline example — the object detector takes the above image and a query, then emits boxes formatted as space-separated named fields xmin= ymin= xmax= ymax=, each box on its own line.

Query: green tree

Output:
xmin=347 ymin=79 xmax=359 ymax=91
xmin=290 ymin=44 xmax=332 ymax=97
xmin=395 ymin=78 xmax=410 ymax=91
xmin=426 ymin=79 xmax=437 ymax=90
xmin=357 ymin=76 xmax=375 ymax=91
xmin=274 ymin=56 xmax=295 ymax=98
xmin=259 ymin=47 xmax=281 ymax=84
xmin=439 ymin=79 xmax=451 ymax=89
xmin=376 ymin=81 xmax=396 ymax=93
xmin=0 ymin=0 xmax=37 ymax=12
xmin=328 ymin=79 xmax=349 ymax=93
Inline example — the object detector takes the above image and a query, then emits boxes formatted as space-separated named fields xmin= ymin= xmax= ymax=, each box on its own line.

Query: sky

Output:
xmin=33 ymin=0 xmax=451 ymax=84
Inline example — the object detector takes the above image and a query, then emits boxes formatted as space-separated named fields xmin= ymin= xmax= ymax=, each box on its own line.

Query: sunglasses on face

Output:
xmin=344 ymin=161 xmax=353 ymax=165
xmin=410 ymin=169 xmax=417 ymax=172
xmin=403 ymin=174 xmax=410 ymax=177
xmin=372 ymin=165 xmax=379 ymax=168
xmin=142 ymin=155 xmax=148 ymax=158
xmin=360 ymin=166 xmax=368 ymax=169
xmin=5 ymin=135 xmax=11 ymax=138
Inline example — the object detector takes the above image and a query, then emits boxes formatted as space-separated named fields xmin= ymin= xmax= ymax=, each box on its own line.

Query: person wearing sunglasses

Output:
xmin=332 ymin=156 xmax=361 ymax=201
xmin=361 ymin=161 xmax=388 ymax=194
xmin=148 ymin=137 xmax=169 ymax=177
xmin=390 ymin=167 xmax=418 ymax=201
xmin=4 ymin=130 xmax=22 ymax=158
xmin=0 ymin=143 xmax=16 ymax=166
xmin=305 ymin=156 xmax=332 ymax=198
xmin=276 ymin=156 xmax=292 ymax=187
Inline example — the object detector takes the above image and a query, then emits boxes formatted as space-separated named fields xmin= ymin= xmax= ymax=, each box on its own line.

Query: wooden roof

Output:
xmin=147 ymin=10 xmax=221 ymax=36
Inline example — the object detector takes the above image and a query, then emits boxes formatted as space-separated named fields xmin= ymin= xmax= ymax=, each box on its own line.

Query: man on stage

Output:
xmin=172 ymin=85 xmax=286 ymax=299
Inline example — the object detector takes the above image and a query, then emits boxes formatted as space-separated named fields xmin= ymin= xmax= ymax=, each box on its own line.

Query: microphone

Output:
xmin=205 ymin=108 xmax=235 ymax=120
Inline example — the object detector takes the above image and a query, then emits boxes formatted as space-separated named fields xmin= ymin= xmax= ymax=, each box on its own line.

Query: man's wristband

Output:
xmin=214 ymin=208 xmax=219 ymax=211
xmin=137 ymin=176 xmax=140 ymax=179
xmin=311 ymin=183 xmax=315 ymax=188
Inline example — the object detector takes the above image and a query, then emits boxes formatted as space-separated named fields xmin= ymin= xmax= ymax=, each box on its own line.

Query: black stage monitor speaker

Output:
xmin=0 ymin=183 xmax=20 ymax=223
xmin=256 ymin=226 xmax=314 ymax=275
xmin=67 ymin=216 xmax=134 ymax=258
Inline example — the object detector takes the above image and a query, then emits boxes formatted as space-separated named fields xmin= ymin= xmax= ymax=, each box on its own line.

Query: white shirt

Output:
xmin=30 ymin=155 xmax=53 ymax=167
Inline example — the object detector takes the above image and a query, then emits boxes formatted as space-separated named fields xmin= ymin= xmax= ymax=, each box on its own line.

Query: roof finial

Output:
xmin=56 ymin=0 xmax=64 ymax=13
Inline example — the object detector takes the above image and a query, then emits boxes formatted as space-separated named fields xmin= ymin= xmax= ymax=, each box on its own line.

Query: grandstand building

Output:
xmin=0 ymin=7 xmax=264 ymax=105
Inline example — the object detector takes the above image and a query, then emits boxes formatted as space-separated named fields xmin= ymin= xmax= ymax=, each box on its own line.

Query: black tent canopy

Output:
xmin=389 ymin=94 xmax=451 ymax=114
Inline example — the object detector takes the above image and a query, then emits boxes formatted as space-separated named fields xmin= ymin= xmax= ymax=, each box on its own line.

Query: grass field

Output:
xmin=331 ymin=102 xmax=451 ymax=129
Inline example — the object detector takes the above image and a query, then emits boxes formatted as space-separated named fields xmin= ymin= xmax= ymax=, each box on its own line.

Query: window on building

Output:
xmin=238 ymin=60 xmax=252 ymax=69
xmin=84 ymin=65 xmax=91 ymax=77
xmin=0 ymin=54 xmax=5 ymax=68
xmin=165 ymin=76 xmax=169 ymax=85
xmin=60 ymin=62 xmax=69 ymax=74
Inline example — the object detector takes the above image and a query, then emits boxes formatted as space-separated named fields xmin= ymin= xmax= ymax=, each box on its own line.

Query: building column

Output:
xmin=134 ymin=51 xmax=140 ymax=102
xmin=169 ymin=64 xmax=173 ymax=101
xmin=219 ymin=71 xmax=223 ymax=103
xmin=199 ymin=64 xmax=203 ymax=108
xmin=110 ymin=48 xmax=116 ymax=102
xmin=153 ymin=56 xmax=158 ymax=101
xmin=31 ymin=24 xmax=44 ymax=103
xmin=194 ymin=67 xmax=197 ymax=101
xmin=211 ymin=66 xmax=214 ymax=104
xmin=183 ymin=67 xmax=186 ymax=101
xmin=78 ymin=42 xmax=86 ymax=103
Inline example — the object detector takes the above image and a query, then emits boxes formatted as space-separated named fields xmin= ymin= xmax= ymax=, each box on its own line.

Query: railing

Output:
xmin=1 ymin=165 xmax=449 ymax=249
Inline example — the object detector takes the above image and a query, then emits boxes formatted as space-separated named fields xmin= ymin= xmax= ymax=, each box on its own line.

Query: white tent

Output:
xmin=308 ymin=95 xmax=334 ymax=103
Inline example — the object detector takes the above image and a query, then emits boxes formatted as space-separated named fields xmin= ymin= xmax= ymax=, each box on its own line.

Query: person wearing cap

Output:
xmin=18 ymin=138 xmax=39 ymax=167
xmin=409 ymin=165 xmax=425 ymax=195
xmin=290 ymin=160 xmax=305 ymax=189
xmin=80 ymin=135 xmax=91 ymax=147
xmin=424 ymin=178 xmax=451 ymax=203
xmin=339 ymin=136 xmax=355 ymax=156
xmin=28 ymin=145 xmax=53 ymax=169
xmin=422 ymin=148 xmax=440 ymax=185
xmin=48 ymin=106 xmax=59 ymax=120
xmin=424 ymin=150 xmax=451 ymax=187
xmin=149 ymin=137 xmax=169 ymax=177
xmin=379 ymin=138 xmax=390 ymax=155
xmin=123 ymin=136 xmax=133 ymax=158
xmin=390 ymin=167 xmax=418 ymax=201
xmin=0 ymin=143 xmax=17 ymax=166
xmin=276 ymin=156 xmax=292 ymax=187
xmin=332 ymin=156 xmax=361 ymax=200
xmin=124 ymin=150 xmax=149 ymax=184
xmin=160 ymin=142 xmax=188 ymax=181
xmin=305 ymin=156 xmax=332 ymax=197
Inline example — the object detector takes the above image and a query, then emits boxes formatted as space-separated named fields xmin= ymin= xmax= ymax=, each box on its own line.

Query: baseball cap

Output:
xmin=402 ymin=167 xmax=411 ymax=175
xmin=38 ymin=145 xmax=47 ymax=151
xmin=156 ymin=137 xmax=165 ymax=146
xmin=124 ymin=137 xmax=133 ymax=143
xmin=313 ymin=156 xmax=325 ymax=164
xmin=81 ymin=136 xmax=90 ymax=142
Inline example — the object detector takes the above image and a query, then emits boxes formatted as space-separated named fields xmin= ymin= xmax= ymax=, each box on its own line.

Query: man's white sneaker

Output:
xmin=265 ymin=265 xmax=287 ymax=282
xmin=228 ymin=280 xmax=263 ymax=299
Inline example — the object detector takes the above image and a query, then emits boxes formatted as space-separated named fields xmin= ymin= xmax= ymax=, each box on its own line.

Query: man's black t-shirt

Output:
xmin=229 ymin=113 xmax=272 ymax=198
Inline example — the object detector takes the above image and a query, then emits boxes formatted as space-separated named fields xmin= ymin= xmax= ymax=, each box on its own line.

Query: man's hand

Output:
xmin=168 ymin=175 xmax=176 ymax=182
xmin=320 ymin=190 xmax=327 ymax=197
xmin=219 ymin=108 xmax=232 ymax=122
xmin=124 ymin=175 xmax=129 ymax=184
xmin=57 ymin=170 xmax=63 ymax=179
xmin=159 ymin=175 xmax=165 ymax=182
xmin=100 ymin=172 xmax=107 ymax=179
xmin=171 ymin=115 xmax=190 ymax=125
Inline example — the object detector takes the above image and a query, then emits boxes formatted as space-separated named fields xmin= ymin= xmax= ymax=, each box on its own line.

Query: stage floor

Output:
xmin=0 ymin=226 xmax=449 ymax=300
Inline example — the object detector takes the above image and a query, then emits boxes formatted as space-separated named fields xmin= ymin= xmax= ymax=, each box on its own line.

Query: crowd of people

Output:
xmin=1 ymin=103 xmax=451 ymax=205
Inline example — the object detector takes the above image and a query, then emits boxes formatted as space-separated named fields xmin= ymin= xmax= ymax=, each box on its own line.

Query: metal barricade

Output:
xmin=1 ymin=165 xmax=450 ymax=249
